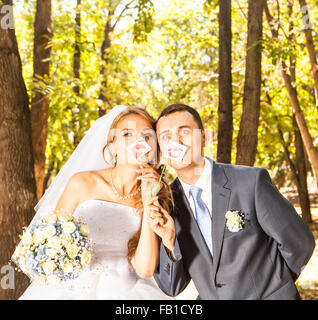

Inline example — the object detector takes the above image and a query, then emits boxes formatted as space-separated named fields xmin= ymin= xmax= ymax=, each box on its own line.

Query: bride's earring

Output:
xmin=112 ymin=153 xmax=117 ymax=166
xmin=103 ymin=146 xmax=117 ymax=167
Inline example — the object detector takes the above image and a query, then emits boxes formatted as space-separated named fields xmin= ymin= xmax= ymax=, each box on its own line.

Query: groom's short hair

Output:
xmin=156 ymin=104 xmax=204 ymax=130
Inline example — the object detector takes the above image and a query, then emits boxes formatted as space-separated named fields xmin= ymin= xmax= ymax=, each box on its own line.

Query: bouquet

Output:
xmin=11 ymin=213 xmax=93 ymax=286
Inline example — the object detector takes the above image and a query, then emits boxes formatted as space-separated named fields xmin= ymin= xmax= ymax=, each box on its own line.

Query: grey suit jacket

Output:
xmin=154 ymin=158 xmax=315 ymax=300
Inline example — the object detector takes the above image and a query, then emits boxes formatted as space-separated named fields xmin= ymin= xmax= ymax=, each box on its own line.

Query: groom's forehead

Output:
xmin=157 ymin=111 xmax=200 ymax=130
xmin=158 ymin=125 xmax=191 ymax=133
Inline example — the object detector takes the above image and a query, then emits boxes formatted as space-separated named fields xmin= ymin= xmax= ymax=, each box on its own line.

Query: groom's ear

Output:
xmin=203 ymin=129 xmax=212 ymax=148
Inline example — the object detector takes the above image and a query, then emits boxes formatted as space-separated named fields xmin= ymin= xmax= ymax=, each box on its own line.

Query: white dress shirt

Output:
xmin=168 ymin=157 xmax=213 ymax=261
xmin=178 ymin=157 xmax=212 ymax=217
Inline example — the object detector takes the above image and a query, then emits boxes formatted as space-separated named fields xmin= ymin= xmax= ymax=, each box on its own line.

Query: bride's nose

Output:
xmin=136 ymin=135 xmax=147 ymax=143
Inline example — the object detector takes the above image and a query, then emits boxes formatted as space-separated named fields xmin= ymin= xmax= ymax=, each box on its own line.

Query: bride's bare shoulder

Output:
xmin=55 ymin=172 xmax=97 ymax=213
xmin=70 ymin=171 xmax=99 ymax=187
xmin=70 ymin=169 xmax=111 ymax=187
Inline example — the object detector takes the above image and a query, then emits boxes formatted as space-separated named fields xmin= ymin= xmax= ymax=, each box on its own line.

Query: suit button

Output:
xmin=216 ymin=283 xmax=224 ymax=288
xmin=164 ymin=263 xmax=170 ymax=275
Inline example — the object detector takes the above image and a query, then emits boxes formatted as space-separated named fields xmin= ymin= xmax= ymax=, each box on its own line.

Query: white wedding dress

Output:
xmin=19 ymin=200 xmax=173 ymax=300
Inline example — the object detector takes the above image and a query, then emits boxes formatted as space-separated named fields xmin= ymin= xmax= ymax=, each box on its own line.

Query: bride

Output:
xmin=18 ymin=105 xmax=175 ymax=300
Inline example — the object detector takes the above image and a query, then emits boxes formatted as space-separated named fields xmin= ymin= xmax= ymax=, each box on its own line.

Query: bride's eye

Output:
xmin=123 ymin=132 xmax=132 ymax=137
xmin=141 ymin=133 xmax=154 ymax=141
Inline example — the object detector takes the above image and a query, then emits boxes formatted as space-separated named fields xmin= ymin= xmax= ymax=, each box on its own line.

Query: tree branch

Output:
xmin=111 ymin=0 xmax=136 ymax=31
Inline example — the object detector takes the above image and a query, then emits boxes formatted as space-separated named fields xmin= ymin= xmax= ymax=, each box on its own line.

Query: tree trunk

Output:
xmin=236 ymin=0 xmax=265 ymax=166
xmin=294 ymin=116 xmax=312 ymax=223
xmin=31 ymin=0 xmax=52 ymax=201
xmin=280 ymin=64 xmax=318 ymax=191
xmin=276 ymin=121 xmax=312 ymax=223
xmin=72 ymin=0 xmax=81 ymax=147
xmin=98 ymin=18 xmax=113 ymax=117
xmin=265 ymin=85 xmax=311 ymax=223
xmin=287 ymin=1 xmax=312 ymax=223
xmin=264 ymin=1 xmax=318 ymax=191
xmin=217 ymin=0 xmax=233 ymax=164
xmin=0 ymin=1 xmax=38 ymax=299
xmin=97 ymin=2 xmax=135 ymax=117
xmin=298 ymin=0 xmax=318 ymax=107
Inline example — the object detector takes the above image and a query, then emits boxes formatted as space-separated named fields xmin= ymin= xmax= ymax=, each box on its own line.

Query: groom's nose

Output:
xmin=175 ymin=132 xmax=185 ymax=144
xmin=168 ymin=133 xmax=181 ymax=144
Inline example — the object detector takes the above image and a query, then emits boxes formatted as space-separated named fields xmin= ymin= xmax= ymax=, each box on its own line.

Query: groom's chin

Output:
xmin=169 ymin=160 xmax=191 ymax=171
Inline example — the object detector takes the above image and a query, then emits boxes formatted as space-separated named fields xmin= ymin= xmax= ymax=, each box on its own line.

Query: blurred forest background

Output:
xmin=0 ymin=0 xmax=318 ymax=299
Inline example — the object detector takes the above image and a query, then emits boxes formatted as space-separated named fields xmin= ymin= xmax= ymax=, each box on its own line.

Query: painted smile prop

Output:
xmin=163 ymin=141 xmax=188 ymax=163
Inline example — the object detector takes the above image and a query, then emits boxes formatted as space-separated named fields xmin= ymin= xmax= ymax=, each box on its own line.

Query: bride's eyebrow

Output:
xmin=120 ymin=128 xmax=133 ymax=132
xmin=142 ymin=128 xmax=155 ymax=133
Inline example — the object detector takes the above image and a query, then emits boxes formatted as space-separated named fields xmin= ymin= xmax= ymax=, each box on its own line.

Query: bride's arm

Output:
xmin=133 ymin=164 xmax=173 ymax=278
xmin=133 ymin=195 xmax=175 ymax=278
xmin=133 ymin=198 xmax=160 ymax=278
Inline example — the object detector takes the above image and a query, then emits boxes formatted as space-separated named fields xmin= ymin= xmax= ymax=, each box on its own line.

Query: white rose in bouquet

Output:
xmin=11 ymin=213 xmax=93 ymax=286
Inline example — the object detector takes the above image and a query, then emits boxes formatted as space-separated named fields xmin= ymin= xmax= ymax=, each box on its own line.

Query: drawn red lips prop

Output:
xmin=133 ymin=144 xmax=146 ymax=155
xmin=167 ymin=147 xmax=182 ymax=158
xmin=129 ymin=141 xmax=152 ymax=159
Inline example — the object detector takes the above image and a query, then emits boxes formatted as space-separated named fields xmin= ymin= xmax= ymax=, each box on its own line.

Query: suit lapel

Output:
xmin=208 ymin=159 xmax=231 ymax=274
xmin=171 ymin=178 xmax=214 ymax=270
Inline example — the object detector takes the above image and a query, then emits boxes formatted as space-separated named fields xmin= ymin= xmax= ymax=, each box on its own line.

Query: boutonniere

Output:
xmin=225 ymin=210 xmax=246 ymax=232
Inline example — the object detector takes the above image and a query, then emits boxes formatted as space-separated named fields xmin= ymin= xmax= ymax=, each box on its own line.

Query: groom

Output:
xmin=153 ymin=103 xmax=315 ymax=300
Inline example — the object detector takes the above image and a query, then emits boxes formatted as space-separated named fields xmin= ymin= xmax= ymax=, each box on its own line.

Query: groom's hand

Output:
xmin=145 ymin=196 xmax=175 ymax=252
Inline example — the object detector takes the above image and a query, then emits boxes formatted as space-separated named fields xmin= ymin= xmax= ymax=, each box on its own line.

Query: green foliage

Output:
xmin=257 ymin=0 xmax=318 ymax=187
xmin=133 ymin=0 xmax=154 ymax=42
xmin=13 ymin=0 xmax=318 ymax=191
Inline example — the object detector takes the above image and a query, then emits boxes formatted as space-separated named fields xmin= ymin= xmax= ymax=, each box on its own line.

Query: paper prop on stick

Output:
xmin=128 ymin=139 xmax=152 ymax=161
xmin=163 ymin=141 xmax=188 ymax=163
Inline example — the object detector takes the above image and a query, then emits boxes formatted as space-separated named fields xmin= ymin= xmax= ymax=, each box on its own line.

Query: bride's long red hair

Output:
xmin=102 ymin=107 xmax=174 ymax=268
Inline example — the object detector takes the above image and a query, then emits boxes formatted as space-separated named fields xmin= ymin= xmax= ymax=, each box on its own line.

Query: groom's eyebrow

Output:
xmin=159 ymin=129 xmax=170 ymax=136
xmin=178 ymin=125 xmax=192 ymax=130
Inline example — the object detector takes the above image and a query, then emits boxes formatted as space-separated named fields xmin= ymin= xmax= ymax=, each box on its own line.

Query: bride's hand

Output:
xmin=137 ymin=163 xmax=164 ymax=205
xmin=145 ymin=196 xmax=175 ymax=252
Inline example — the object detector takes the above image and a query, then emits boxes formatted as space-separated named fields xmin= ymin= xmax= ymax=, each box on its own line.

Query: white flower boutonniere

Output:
xmin=225 ymin=210 xmax=246 ymax=232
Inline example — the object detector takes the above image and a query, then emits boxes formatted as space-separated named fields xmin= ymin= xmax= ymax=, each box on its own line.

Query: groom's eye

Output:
xmin=161 ymin=133 xmax=171 ymax=141
xmin=179 ymin=129 xmax=190 ymax=136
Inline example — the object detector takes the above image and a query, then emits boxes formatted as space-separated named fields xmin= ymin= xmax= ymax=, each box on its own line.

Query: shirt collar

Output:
xmin=178 ymin=157 xmax=212 ymax=197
